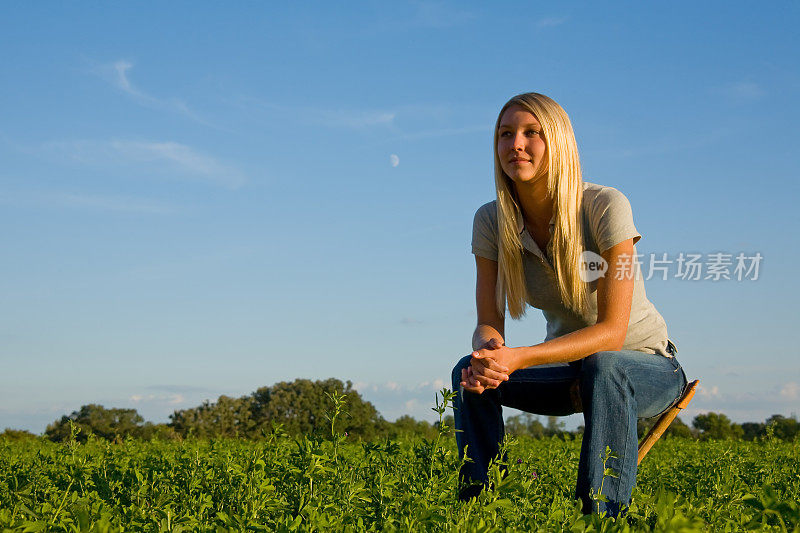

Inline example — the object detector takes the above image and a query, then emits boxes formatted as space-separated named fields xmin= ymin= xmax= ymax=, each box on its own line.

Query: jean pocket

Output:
xmin=646 ymin=351 xmax=688 ymax=419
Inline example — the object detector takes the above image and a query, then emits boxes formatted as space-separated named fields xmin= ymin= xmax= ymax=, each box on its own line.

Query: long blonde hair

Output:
xmin=493 ymin=93 xmax=587 ymax=318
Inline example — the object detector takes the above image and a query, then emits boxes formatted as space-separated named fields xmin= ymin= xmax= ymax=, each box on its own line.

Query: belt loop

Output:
xmin=667 ymin=339 xmax=678 ymax=356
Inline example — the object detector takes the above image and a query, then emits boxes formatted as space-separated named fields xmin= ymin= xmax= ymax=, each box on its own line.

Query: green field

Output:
xmin=1 ymin=424 xmax=798 ymax=532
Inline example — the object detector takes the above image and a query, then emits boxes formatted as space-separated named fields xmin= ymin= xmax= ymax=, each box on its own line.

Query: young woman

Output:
xmin=451 ymin=92 xmax=687 ymax=517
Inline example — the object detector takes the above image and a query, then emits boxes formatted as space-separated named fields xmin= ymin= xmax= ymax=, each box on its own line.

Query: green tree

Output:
xmin=170 ymin=395 xmax=255 ymax=439
xmin=692 ymin=412 xmax=743 ymax=440
xmin=637 ymin=415 xmax=694 ymax=439
xmin=388 ymin=415 xmax=436 ymax=439
xmin=545 ymin=415 xmax=566 ymax=437
xmin=45 ymin=404 xmax=147 ymax=443
xmin=506 ymin=413 xmax=546 ymax=438
xmin=253 ymin=378 xmax=385 ymax=438
xmin=170 ymin=378 xmax=386 ymax=439
xmin=741 ymin=422 xmax=765 ymax=441
xmin=0 ymin=428 xmax=39 ymax=441
xmin=765 ymin=414 xmax=799 ymax=441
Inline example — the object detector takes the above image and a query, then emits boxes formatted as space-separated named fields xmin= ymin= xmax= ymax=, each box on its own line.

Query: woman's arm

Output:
xmin=461 ymin=256 xmax=511 ymax=392
xmin=464 ymin=238 xmax=636 ymax=392
xmin=512 ymin=238 xmax=636 ymax=367
xmin=472 ymin=255 xmax=506 ymax=350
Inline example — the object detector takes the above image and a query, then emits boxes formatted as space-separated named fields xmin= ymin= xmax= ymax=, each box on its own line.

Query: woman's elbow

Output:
xmin=601 ymin=323 xmax=628 ymax=352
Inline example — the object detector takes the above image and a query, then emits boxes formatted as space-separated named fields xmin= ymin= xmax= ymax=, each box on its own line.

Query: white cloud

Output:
xmin=129 ymin=393 xmax=185 ymax=405
xmin=538 ymin=16 xmax=569 ymax=28
xmin=780 ymin=382 xmax=799 ymax=400
xmin=53 ymin=192 xmax=177 ymax=214
xmin=390 ymin=154 xmax=400 ymax=167
xmin=718 ymin=81 xmax=765 ymax=101
xmin=95 ymin=60 xmax=208 ymax=124
xmin=321 ymin=109 xmax=395 ymax=128
xmin=232 ymin=95 xmax=396 ymax=130
xmin=688 ymin=383 xmax=800 ymax=423
xmin=44 ymin=139 xmax=246 ymax=189
xmin=377 ymin=125 xmax=488 ymax=144
xmin=0 ymin=189 xmax=179 ymax=214
xmin=403 ymin=398 xmax=420 ymax=412
xmin=411 ymin=2 xmax=476 ymax=29
xmin=698 ymin=384 xmax=721 ymax=399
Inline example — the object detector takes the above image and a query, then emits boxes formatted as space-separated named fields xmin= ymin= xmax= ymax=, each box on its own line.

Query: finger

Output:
xmin=471 ymin=365 xmax=509 ymax=383
xmin=467 ymin=367 xmax=486 ymax=390
xmin=461 ymin=369 xmax=484 ymax=394
xmin=461 ymin=379 xmax=485 ymax=394
xmin=480 ymin=339 xmax=500 ymax=350
xmin=472 ymin=356 xmax=510 ymax=374
xmin=472 ymin=373 xmax=502 ymax=389
xmin=460 ymin=368 xmax=477 ymax=390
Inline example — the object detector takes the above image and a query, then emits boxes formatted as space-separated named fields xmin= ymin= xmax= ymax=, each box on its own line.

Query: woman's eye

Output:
xmin=500 ymin=131 xmax=511 ymax=137
xmin=526 ymin=129 xmax=540 ymax=137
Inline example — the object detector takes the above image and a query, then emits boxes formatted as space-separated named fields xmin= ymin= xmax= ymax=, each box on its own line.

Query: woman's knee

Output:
xmin=582 ymin=351 xmax=625 ymax=381
xmin=451 ymin=355 xmax=472 ymax=387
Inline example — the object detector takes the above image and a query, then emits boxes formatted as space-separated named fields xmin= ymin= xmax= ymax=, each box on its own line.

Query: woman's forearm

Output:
xmin=512 ymin=322 xmax=625 ymax=369
xmin=472 ymin=324 xmax=505 ymax=351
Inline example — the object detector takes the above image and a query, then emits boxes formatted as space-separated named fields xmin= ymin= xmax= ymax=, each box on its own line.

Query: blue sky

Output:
xmin=1 ymin=2 xmax=798 ymax=433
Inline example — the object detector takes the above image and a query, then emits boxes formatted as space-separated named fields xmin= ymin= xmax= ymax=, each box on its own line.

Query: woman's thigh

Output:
xmin=496 ymin=363 xmax=581 ymax=416
xmin=585 ymin=350 xmax=687 ymax=419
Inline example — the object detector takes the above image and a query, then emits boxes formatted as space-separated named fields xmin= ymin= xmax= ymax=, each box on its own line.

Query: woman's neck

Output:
xmin=514 ymin=178 xmax=553 ymax=230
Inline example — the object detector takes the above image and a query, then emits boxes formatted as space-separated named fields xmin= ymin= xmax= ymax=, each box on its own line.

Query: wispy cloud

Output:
xmin=583 ymin=127 xmax=731 ymax=159
xmin=780 ymin=382 xmax=799 ymax=400
xmin=0 ymin=189 xmax=179 ymax=214
xmin=146 ymin=384 xmax=218 ymax=394
xmin=377 ymin=125 xmax=489 ymax=145
xmin=352 ymin=379 xmax=446 ymax=395
xmin=538 ymin=16 xmax=569 ymax=28
xmin=130 ymin=393 xmax=186 ymax=405
xmin=233 ymin=95 xmax=396 ymax=129
xmin=698 ymin=384 xmax=721 ymax=399
xmin=716 ymin=81 xmax=766 ymax=101
xmin=685 ymin=381 xmax=800 ymax=422
xmin=321 ymin=109 xmax=395 ymax=128
xmin=94 ymin=60 xmax=209 ymax=125
xmin=43 ymin=139 xmax=246 ymax=189
xmin=352 ymin=378 xmax=450 ymax=422
xmin=410 ymin=1 xmax=476 ymax=29
xmin=50 ymin=192 xmax=177 ymax=214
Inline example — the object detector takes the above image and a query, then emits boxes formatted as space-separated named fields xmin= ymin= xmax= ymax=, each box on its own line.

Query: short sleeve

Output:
xmin=588 ymin=187 xmax=642 ymax=254
xmin=471 ymin=201 xmax=498 ymax=261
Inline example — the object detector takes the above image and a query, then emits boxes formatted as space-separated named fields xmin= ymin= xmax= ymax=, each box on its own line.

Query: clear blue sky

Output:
xmin=2 ymin=1 xmax=798 ymax=433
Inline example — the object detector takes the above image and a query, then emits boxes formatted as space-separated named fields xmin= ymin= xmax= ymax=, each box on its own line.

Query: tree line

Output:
xmin=1 ymin=378 xmax=797 ymax=443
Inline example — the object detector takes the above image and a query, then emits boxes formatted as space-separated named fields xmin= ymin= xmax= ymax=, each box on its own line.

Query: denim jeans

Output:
xmin=451 ymin=341 xmax=687 ymax=517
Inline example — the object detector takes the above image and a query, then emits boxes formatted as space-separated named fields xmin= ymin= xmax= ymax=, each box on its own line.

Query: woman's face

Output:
xmin=497 ymin=105 xmax=547 ymax=185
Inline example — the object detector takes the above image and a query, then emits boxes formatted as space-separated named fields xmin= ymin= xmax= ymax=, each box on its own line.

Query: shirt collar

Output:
xmin=516 ymin=212 xmax=556 ymax=235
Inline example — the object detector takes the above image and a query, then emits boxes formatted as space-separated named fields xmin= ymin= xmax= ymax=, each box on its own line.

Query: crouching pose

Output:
xmin=452 ymin=92 xmax=687 ymax=517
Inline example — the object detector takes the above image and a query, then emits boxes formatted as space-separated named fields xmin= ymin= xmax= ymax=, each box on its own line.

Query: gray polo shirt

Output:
xmin=472 ymin=181 xmax=670 ymax=356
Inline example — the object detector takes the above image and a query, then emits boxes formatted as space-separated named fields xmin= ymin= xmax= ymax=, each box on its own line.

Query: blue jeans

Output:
xmin=451 ymin=341 xmax=687 ymax=516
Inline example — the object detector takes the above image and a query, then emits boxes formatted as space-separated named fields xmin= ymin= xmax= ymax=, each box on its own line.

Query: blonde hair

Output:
xmin=493 ymin=93 xmax=587 ymax=318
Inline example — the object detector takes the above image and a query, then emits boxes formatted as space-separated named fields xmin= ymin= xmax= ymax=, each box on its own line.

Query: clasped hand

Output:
xmin=460 ymin=338 xmax=518 ymax=394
